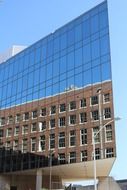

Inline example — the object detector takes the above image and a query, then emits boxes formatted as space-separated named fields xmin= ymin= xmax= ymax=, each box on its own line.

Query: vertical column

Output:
xmin=36 ymin=169 xmax=42 ymax=190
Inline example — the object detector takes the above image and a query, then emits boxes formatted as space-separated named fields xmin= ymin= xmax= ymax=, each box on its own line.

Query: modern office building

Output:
xmin=0 ymin=1 xmax=116 ymax=190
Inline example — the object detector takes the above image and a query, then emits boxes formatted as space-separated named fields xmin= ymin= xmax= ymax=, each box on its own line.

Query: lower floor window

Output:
xmin=50 ymin=134 xmax=55 ymax=149
xmin=22 ymin=139 xmax=28 ymax=153
xmin=31 ymin=138 xmax=36 ymax=152
xmin=95 ymin=148 xmax=100 ymax=160
xmin=81 ymin=150 xmax=87 ymax=161
xmin=58 ymin=153 xmax=66 ymax=164
xmin=105 ymin=148 xmax=114 ymax=158
xmin=69 ymin=152 xmax=76 ymax=163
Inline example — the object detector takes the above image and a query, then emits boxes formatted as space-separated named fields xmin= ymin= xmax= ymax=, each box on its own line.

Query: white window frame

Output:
xmin=0 ymin=117 xmax=6 ymax=126
xmin=58 ymin=132 xmax=65 ymax=148
xmin=6 ymin=128 xmax=12 ymax=137
xmin=15 ymin=114 xmax=21 ymax=123
xmin=91 ymin=110 xmax=99 ymax=121
xmin=69 ymin=152 xmax=76 ymax=163
xmin=69 ymin=101 xmax=76 ymax=111
xmin=31 ymin=137 xmax=36 ymax=152
xmin=81 ymin=150 xmax=87 ymax=161
xmin=23 ymin=112 xmax=29 ymax=121
xmin=49 ymin=133 xmax=55 ymax=150
xmin=105 ymin=124 xmax=113 ymax=142
xmin=69 ymin=115 xmax=76 ymax=125
xmin=80 ymin=129 xmax=87 ymax=145
xmin=14 ymin=126 xmax=20 ymax=136
xmin=80 ymin=98 xmax=86 ymax=108
xmin=90 ymin=96 xmax=98 ymax=106
xmin=59 ymin=117 xmax=66 ymax=127
xmin=59 ymin=103 xmax=66 ymax=113
xmin=32 ymin=110 xmax=38 ymax=119
xmin=92 ymin=126 xmax=100 ymax=144
xmin=103 ymin=93 xmax=110 ymax=103
xmin=50 ymin=105 xmax=56 ymax=115
xmin=103 ymin=107 xmax=111 ymax=120
xmin=69 ymin=130 xmax=76 ymax=147
xmin=79 ymin=112 xmax=87 ymax=124
xmin=105 ymin=148 xmax=114 ymax=158
xmin=39 ymin=121 xmax=46 ymax=131
xmin=31 ymin=123 xmax=37 ymax=132
xmin=39 ymin=135 xmax=45 ymax=151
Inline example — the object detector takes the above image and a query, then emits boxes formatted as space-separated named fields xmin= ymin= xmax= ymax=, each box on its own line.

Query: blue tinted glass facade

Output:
xmin=0 ymin=1 xmax=111 ymax=108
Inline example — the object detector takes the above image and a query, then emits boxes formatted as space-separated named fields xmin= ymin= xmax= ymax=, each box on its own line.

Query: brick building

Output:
xmin=0 ymin=1 xmax=116 ymax=190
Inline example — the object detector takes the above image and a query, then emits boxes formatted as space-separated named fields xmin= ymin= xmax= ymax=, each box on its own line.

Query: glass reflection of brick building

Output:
xmin=0 ymin=1 xmax=116 ymax=190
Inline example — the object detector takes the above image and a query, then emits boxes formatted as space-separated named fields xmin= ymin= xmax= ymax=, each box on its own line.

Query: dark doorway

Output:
xmin=10 ymin=186 xmax=17 ymax=190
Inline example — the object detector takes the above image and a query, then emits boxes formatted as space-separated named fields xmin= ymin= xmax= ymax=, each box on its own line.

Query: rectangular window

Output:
xmin=80 ymin=98 xmax=86 ymax=108
xmin=59 ymin=117 xmax=66 ymax=127
xmin=104 ymin=93 xmax=110 ymax=103
xmin=69 ymin=152 xmax=76 ymax=163
xmin=6 ymin=141 xmax=11 ymax=150
xmin=59 ymin=153 xmax=66 ymax=164
xmin=95 ymin=148 xmax=100 ymax=160
xmin=22 ymin=125 xmax=29 ymax=134
xmin=31 ymin=123 xmax=37 ymax=132
xmin=105 ymin=148 xmax=114 ymax=158
xmin=59 ymin=103 xmax=66 ymax=112
xmin=15 ymin=114 xmax=21 ymax=123
xmin=80 ymin=129 xmax=87 ymax=145
xmin=39 ymin=121 xmax=46 ymax=131
xmin=104 ymin=108 xmax=111 ymax=119
xmin=69 ymin=115 xmax=76 ymax=125
xmin=23 ymin=112 xmax=29 ymax=121
xmin=6 ymin=128 xmax=12 ymax=137
xmin=32 ymin=110 xmax=38 ymax=119
xmin=105 ymin=124 xmax=112 ymax=141
xmin=80 ymin=112 xmax=87 ymax=123
xmin=40 ymin=108 xmax=46 ymax=116
xmin=0 ymin=129 xmax=3 ymax=137
xmin=50 ymin=134 xmax=55 ymax=149
xmin=91 ymin=96 xmax=98 ymax=105
xmin=59 ymin=132 xmax=65 ymax=148
xmin=22 ymin=139 xmax=28 ymax=153
xmin=91 ymin=110 xmax=99 ymax=121
xmin=8 ymin=115 xmax=13 ymax=124
xmin=0 ymin=142 xmax=3 ymax=148
xmin=69 ymin=101 xmax=76 ymax=110
xmin=39 ymin=135 xmax=45 ymax=151
xmin=31 ymin=137 xmax=36 ymax=152
xmin=70 ymin=130 xmax=76 ymax=146
xmin=81 ymin=150 xmax=87 ymax=161
xmin=13 ymin=140 xmax=19 ymax=151
xmin=50 ymin=105 xmax=56 ymax=114
xmin=93 ymin=126 xmax=100 ymax=143
xmin=50 ymin=119 xmax=55 ymax=129
xmin=14 ymin=126 xmax=20 ymax=136
xmin=0 ymin=117 xmax=6 ymax=126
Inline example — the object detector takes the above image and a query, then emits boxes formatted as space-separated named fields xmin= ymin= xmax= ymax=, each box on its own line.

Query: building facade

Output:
xmin=0 ymin=1 xmax=116 ymax=190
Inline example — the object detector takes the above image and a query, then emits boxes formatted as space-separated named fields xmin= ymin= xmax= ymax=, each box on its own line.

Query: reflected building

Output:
xmin=0 ymin=1 xmax=116 ymax=190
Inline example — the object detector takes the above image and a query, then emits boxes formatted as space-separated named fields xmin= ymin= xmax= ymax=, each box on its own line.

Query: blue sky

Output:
xmin=0 ymin=0 xmax=127 ymax=181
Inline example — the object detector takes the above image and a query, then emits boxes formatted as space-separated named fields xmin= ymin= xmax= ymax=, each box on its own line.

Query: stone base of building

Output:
xmin=98 ymin=177 xmax=121 ymax=190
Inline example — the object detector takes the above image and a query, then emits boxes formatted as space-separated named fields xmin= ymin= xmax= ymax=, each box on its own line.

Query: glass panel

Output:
xmin=83 ymin=19 xmax=90 ymax=39
xmin=83 ymin=44 xmax=91 ymax=64
xmin=99 ymin=10 xmax=108 ymax=29
xmin=100 ymin=35 xmax=110 ymax=56
xmin=91 ymin=14 xmax=99 ymax=34
xmin=68 ymin=29 xmax=74 ymax=46
xmin=75 ymin=24 xmax=82 ymax=42
xmin=91 ymin=40 xmax=100 ymax=60
xmin=75 ymin=48 xmax=82 ymax=68
xmin=102 ymin=62 xmax=111 ymax=81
